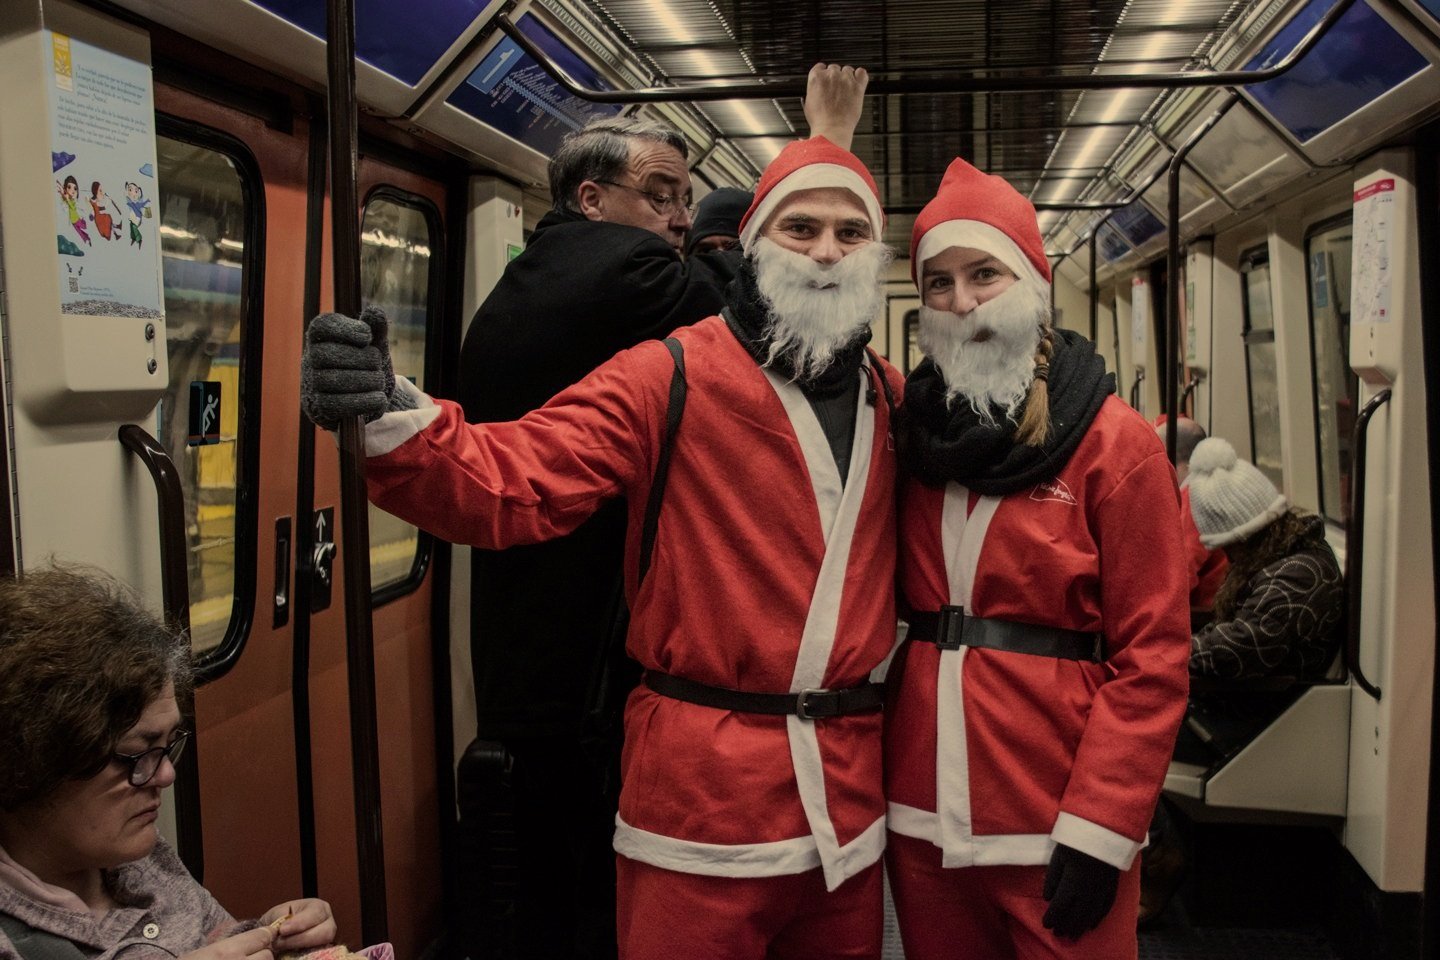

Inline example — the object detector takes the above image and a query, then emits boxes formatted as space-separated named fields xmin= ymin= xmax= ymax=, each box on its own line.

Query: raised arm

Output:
xmin=803 ymin=63 xmax=869 ymax=151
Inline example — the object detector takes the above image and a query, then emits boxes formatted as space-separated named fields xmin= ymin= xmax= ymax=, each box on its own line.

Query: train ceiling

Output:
xmin=579 ymin=0 xmax=1249 ymax=245
xmin=119 ymin=0 xmax=1440 ymax=261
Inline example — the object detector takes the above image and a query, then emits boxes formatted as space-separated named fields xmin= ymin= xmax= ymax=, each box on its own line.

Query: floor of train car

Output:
xmin=877 ymin=816 xmax=1352 ymax=960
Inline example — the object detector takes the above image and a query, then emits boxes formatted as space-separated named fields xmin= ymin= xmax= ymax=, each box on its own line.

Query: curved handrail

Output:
xmin=1344 ymin=388 xmax=1391 ymax=701
xmin=1180 ymin=373 xmax=1202 ymax=415
xmin=118 ymin=426 xmax=192 ymax=632
xmin=494 ymin=0 xmax=1357 ymax=103
xmin=118 ymin=424 xmax=204 ymax=881
xmin=1129 ymin=368 xmax=1146 ymax=410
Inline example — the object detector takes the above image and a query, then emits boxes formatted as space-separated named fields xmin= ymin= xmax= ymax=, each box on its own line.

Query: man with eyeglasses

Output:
xmin=450 ymin=64 xmax=869 ymax=960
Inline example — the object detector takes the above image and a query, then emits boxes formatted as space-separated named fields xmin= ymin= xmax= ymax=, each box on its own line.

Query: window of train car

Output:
xmin=155 ymin=130 xmax=260 ymax=656
xmin=1240 ymin=246 xmax=1284 ymax=488
xmin=361 ymin=189 xmax=440 ymax=597
xmin=1305 ymin=217 xmax=1356 ymax=525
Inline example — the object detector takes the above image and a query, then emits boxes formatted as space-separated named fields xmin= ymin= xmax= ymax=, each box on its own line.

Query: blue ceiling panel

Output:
xmin=253 ymin=0 xmax=488 ymax=85
xmin=1245 ymin=0 xmax=1427 ymax=143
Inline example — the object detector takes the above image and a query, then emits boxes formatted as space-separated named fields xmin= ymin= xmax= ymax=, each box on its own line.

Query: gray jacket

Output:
xmin=0 ymin=840 xmax=238 ymax=960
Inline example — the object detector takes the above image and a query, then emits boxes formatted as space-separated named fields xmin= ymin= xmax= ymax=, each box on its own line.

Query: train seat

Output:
xmin=1163 ymin=678 xmax=1350 ymax=816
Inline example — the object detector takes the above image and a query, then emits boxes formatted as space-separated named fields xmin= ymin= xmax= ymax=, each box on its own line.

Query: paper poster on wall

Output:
xmin=46 ymin=32 xmax=163 ymax=320
xmin=1131 ymin=276 xmax=1149 ymax=348
xmin=1352 ymin=178 xmax=1394 ymax=325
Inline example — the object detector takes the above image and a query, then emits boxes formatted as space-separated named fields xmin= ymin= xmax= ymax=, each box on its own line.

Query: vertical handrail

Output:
xmin=1088 ymin=231 xmax=1099 ymax=345
xmin=118 ymin=424 xmax=204 ymax=881
xmin=325 ymin=0 xmax=389 ymax=944
xmin=1344 ymin=388 xmax=1391 ymax=702
xmin=1166 ymin=96 xmax=1238 ymax=464
xmin=1129 ymin=367 xmax=1146 ymax=409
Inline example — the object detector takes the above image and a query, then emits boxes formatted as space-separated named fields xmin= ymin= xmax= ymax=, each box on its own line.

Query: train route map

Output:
xmin=1353 ymin=178 xmax=1395 ymax=325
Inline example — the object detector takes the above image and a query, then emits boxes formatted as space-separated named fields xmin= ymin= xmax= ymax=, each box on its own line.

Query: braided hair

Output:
xmin=1013 ymin=324 xmax=1055 ymax=446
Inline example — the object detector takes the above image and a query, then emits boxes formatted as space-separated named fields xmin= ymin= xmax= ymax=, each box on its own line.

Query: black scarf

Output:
xmin=721 ymin=256 xmax=871 ymax=397
xmin=902 ymin=328 xmax=1115 ymax=494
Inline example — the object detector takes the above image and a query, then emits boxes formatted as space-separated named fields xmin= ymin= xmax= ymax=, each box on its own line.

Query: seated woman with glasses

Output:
xmin=0 ymin=566 xmax=335 ymax=960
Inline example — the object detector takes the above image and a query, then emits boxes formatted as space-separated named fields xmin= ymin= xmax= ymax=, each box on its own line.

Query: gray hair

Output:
xmin=548 ymin=116 xmax=688 ymax=214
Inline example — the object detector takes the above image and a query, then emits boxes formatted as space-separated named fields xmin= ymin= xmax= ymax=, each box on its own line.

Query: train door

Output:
xmin=299 ymin=151 xmax=451 ymax=960
xmin=147 ymin=79 xmax=313 ymax=920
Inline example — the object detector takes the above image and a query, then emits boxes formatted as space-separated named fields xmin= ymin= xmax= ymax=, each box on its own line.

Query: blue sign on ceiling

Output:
xmin=253 ymin=0 xmax=489 ymax=86
xmin=448 ymin=14 xmax=623 ymax=157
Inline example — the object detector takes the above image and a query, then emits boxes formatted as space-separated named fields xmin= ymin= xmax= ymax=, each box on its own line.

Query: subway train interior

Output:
xmin=1 ymin=0 xmax=1439 ymax=957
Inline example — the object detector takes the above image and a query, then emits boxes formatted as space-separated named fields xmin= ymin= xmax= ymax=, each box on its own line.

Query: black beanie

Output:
xmin=685 ymin=187 xmax=753 ymax=255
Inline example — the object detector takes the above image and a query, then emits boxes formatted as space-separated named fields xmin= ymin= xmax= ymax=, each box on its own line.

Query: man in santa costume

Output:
xmin=299 ymin=96 xmax=903 ymax=959
xmin=884 ymin=157 xmax=1191 ymax=959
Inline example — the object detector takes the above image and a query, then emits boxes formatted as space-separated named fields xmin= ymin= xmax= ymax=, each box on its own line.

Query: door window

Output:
xmin=156 ymin=132 xmax=258 ymax=655
xmin=361 ymin=191 xmax=440 ymax=595
xmin=1240 ymin=247 xmax=1284 ymax=488
xmin=1305 ymin=218 xmax=1355 ymax=524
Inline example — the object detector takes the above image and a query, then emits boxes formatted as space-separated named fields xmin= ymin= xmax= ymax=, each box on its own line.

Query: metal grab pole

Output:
xmin=1088 ymin=231 xmax=1099 ymax=344
xmin=325 ymin=0 xmax=389 ymax=945
xmin=1165 ymin=96 xmax=1237 ymax=464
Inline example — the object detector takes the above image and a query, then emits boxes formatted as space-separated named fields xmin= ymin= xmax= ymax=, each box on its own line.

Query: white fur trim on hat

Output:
xmin=916 ymin=220 xmax=1048 ymax=291
xmin=739 ymin=163 xmax=885 ymax=251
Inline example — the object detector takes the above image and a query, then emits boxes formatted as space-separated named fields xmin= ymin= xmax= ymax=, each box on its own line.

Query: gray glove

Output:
xmin=301 ymin=305 xmax=412 ymax=430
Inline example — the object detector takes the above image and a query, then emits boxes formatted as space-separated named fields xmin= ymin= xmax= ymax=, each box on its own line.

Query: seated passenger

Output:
xmin=1155 ymin=416 xmax=1228 ymax=621
xmin=0 ymin=566 xmax=336 ymax=960
xmin=1187 ymin=438 xmax=1344 ymax=680
xmin=684 ymin=187 xmax=752 ymax=256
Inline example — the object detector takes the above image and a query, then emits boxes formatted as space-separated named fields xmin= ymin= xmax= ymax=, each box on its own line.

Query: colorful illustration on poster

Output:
xmin=45 ymin=31 xmax=163 ymax=319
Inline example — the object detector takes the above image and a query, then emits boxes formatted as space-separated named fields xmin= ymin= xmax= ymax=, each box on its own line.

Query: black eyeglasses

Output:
xmin=594 ymin=180 xmax=694 ymax=218
xmin=114 ymin=730 xmax=190 ymax=787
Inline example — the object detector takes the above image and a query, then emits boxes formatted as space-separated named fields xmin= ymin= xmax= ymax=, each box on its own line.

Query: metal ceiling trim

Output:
xmin=493 ymin=0 xmax=1357 ymax=102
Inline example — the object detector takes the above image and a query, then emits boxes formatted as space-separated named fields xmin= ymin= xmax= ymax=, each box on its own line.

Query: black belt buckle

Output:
xmin=796 ymin=688 xmax=836 ymax=720
xmin=935 ymin=604 xmax=966 ymax=651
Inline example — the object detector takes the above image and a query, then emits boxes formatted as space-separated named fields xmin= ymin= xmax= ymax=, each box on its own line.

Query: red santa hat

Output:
xmin=909 ymin=157 xmax=1051 ymax=288
xmin=738 ymin=136 xmax=885 ymax=251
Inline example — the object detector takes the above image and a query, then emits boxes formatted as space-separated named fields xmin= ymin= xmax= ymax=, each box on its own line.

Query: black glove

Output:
xmin=301 ymin=305 xmax=408 ymax=430
xmin=1042 ymin=842 xmax=1120 ymax=939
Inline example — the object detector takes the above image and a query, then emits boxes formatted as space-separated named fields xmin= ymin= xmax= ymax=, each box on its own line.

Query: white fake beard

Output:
xmin=917 ymin=277 xmax=1050 ymax=428
xmin=751 ymin=236 xmax=892 ymax=381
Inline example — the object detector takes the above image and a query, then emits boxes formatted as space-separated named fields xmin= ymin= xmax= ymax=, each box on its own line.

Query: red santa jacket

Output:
xmin=885 ymin=396 xmax=1190 ymax=871
xmin=362 ymin=316 xmax=902 ymax=890
xmin=1181 ymin=483 xmax=1229 ymax=611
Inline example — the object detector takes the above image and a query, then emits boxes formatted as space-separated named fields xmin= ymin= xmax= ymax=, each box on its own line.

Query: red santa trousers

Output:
xmin=886 ymin=832 xmax=1140 ymax=960
xmin=616 ymin=855 xmax=882 ymax=960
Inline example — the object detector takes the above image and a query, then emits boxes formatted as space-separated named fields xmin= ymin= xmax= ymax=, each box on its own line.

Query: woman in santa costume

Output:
xmin=301 ymin=118 xmax=905 ymax=958
xmin=884 ymin=157 xmax=1191 ymax=959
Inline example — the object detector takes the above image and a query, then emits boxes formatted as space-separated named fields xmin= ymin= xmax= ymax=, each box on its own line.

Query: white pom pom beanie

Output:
xmin=1187 ymin=437 xmax=1290 ymax=548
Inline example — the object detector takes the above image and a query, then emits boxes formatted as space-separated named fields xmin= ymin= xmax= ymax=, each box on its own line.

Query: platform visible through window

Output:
xmin=1240 ymin=247 xmax=1283 ymax=489
xmin=156 ymin=136 xmax=249 ymax=654
xmin=362 ymin=193 xmax=438 ymax=594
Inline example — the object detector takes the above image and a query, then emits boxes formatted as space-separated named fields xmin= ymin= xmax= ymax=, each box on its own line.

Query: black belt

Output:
xmin=644 ymin=671 xmax=883 ymax=720
xmin=906 ymin=606 xmax=1102 ymax=662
